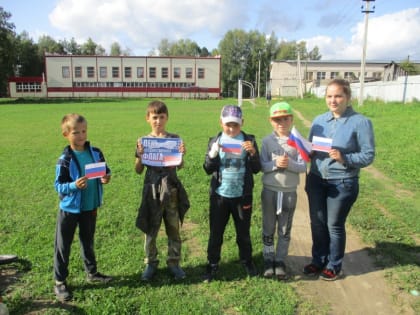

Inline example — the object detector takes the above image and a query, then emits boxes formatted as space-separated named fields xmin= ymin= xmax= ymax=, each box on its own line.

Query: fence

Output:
xmin=312 ymin=75 xmax=420 ymax=103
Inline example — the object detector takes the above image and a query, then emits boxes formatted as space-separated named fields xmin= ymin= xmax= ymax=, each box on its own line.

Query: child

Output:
xmin=135 ymin=100 xmax=189 ymax=281
xmin=54 ymin=113 xmax=112 ymax=302
xmin=260 ymin=102 xmax=307 ymax=280
xmin=203 ymin=105 xmax=261 ymax=282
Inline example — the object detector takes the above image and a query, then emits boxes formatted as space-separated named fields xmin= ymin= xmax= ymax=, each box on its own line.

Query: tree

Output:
xmin=110 ymin=42 xmax=122 ymax=56
xmin=14 ymin=31 xmax=43 ymax=76
xmin=60 ymin=37 xmax=81 ymax=55
xmin=400 ymin=58 xmax=420 ymax=75
xmin=0 ymin=7 xmax=16 ymax=95
xmin=37 ymin=35 xmax=65 ymax=56
xmin=81 ymin=38 xmax=97 ymax=55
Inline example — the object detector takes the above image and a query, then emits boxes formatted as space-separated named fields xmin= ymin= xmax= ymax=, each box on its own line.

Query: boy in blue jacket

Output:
xmin=53 ymin=113 xmax=112 ymax=301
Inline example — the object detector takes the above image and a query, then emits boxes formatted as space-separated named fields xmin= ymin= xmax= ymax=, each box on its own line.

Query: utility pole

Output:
xmin=358 ymin=0 xmax=375 ymax=107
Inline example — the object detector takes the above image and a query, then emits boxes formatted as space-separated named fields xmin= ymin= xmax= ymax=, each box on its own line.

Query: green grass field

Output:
xmin=0 ymin=97 xmax=419 ymax=314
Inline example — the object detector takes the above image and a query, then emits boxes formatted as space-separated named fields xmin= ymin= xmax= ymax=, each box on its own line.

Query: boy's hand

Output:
xmin=209 ymin=142 xmax=220 ymax=158
xmin=276 ymin=153 xmax=289 ymax=169
xmin=179 ymin=141 xmax=186 ymax=154
xmin=242 ymin=141 xmax=256 ymax=157
xmin=136 ymin=141 xmax=144 ymax=157
xmin=101 ymin=174 xmax=111 ymax=184
xmin=76 ymin=176 xmax=88 ymax=189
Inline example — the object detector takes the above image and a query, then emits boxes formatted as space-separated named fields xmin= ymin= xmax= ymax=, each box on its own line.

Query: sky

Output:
xmin=2 ymin=0 xmax=420 ymax=61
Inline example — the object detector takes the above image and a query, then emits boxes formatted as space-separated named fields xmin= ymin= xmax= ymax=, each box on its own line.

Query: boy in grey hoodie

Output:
xmin=260 ymin=102 xmax=307 ymax=280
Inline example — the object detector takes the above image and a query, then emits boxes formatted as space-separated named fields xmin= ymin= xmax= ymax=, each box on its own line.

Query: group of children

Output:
xmin=53 ymin=100 xmax=306 ymax=301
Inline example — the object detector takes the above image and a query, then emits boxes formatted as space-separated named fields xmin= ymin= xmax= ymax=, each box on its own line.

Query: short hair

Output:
xmin=61 ymin=113 xmax=87 ymax=134
xmin=146 ymin=100 xmax=168 ymax=117
xmin=326 ymin=79 xmax=352 ymax=99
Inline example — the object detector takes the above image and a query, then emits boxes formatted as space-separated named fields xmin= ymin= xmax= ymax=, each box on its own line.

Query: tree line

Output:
xmin=1 ymin=6 xmax=323 ymax=97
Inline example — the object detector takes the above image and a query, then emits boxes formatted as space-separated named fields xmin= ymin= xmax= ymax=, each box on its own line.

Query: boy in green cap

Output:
xmin=260 ymin=102 xmax=307 ymax=280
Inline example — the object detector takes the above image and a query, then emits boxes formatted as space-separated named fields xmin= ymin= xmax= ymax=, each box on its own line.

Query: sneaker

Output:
xmin=87 ymin=272 xmax=112 ymax=283
xmin=54 ymin=282 xmax=72 ymax=301
xmin=141 ymin=264 xmax=157 ymax=281
xmin=203 ymin=263 xmax=218 ymax=283
xmin=303 ymin=263 xmax=322 ymax=276
xmin=263 ymin=260 xmax=274 ymax=278
xmin=168 ymin=265 xmax=186 ymax=280
xmin=274 ymin=261 xmax=287 ymax=280
xmin=319 ymin=268 xmax=342 ymax=281
xmin=243 ymin=260 xmax=258 ymax=277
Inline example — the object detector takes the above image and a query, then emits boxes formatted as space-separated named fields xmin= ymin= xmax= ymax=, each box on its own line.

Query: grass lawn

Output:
xmin=0 ymin=97 xmax=418 ymax=314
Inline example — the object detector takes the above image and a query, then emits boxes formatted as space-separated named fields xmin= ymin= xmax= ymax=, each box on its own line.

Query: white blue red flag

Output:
xmin=85 ymin=162 xmax=106 ymax=179
xmin=311 ymin=136 xmax=333 ymax=152
xmin=287 ymin=127 xmax=311 ymax=162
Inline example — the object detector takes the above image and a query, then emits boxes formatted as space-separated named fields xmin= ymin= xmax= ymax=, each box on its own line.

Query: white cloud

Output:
xmin=305 ymin=8 xmax=420 ymax=61
xmin=49 ymin=0 xmax=248 ymax=54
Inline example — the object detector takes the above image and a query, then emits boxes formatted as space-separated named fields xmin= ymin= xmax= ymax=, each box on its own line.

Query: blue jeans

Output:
xmin=305 ymin=173 xmax=359 ymax=272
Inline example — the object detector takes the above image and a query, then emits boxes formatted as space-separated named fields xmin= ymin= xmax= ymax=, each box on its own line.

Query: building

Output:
xmin=269 ymin=60 xmax=390 ymax=97
xmin=8 ymin=55 xmax=222 ymax=99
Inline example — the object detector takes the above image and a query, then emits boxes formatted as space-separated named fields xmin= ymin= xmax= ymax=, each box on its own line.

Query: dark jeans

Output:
xmin=305 ymin=173 xmax=359 ymax=271
xmin=54 ymin=209 xmax=97 ymax=282
xmin=207 ymin=194 xmax=253 ymax=264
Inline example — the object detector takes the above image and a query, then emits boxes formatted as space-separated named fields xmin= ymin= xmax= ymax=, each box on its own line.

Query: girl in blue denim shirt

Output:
xmin=304 ymin=79 xmax=375 ymax=280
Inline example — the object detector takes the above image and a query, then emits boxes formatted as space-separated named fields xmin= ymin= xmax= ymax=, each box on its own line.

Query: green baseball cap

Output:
xmin=270 ymin=102 xmax=293 ymax=118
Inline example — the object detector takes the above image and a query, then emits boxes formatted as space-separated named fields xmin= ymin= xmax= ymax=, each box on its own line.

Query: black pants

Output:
xmin=54 ymin=209 xmax=97 ymax=282
xmin=207 ymin=194 xmax=253 ymax=264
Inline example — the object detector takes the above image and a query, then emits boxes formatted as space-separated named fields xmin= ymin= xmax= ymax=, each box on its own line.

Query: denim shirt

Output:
xmin=308 ymin=107 xmax=375 ymax=179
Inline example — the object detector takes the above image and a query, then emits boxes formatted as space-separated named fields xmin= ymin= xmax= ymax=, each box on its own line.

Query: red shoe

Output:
xmin=303 ymin=263 xmax=322 ymax=276
xmin=319 ymin=268 xmax=342 ymax=281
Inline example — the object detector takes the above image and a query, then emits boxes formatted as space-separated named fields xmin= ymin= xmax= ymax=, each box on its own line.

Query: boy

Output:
xmin=54 ymin=113 xmax=112 ymax=302
xmin=135 ymin=100 xmax=189 ymax=281
xmin=203 ymin=105 xmax=261 ymax=282
xmin=260 ymin=102 xmax=307 ymax=279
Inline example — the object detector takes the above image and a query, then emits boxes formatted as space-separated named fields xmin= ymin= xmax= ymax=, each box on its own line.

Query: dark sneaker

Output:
xmin=263 ymin=260 xmax=274 ymax=278
xmin=87 ymin=272 xmax=112 ymax=283
xmin=303 ymin=263 xmax=322 ymax=276
xmin=54 ymin=282 xmax=72 ymax=301
xmin=203 ymin=263 xmax=218 ymax=283
xmin=274 ymin=261 xmax=287 ymax=280
xmin=319 ymin=268 xmax=342 ymax=281
xmin=141 ymin=264 xmax=157 ymax=281
xmin=243 ymin=260 xmax=258 ymax=277
xmin=168 ymin=265 xmax=186 ymax=280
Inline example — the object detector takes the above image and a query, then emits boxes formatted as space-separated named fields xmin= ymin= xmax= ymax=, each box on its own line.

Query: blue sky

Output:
xmin=2 ymin=0 xmax=420 ymax=61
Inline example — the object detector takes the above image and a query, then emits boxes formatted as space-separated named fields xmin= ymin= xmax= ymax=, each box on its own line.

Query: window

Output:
xmin=330 ymin=72 xmax=339 ymax=79
xmin=161 ymin=67 xmax=168 ymax=78
xmin=137 ymin=67 xmax=144 ymax=78
xmin=87 ymin=66 xmax=95 ymax=78
xmin=112 ymin=67 xmax=119 ymax=78
xmin=186 ymin=67 xmax=193 ymax=79
xmin=344 ymin=72 xmax=355 ymax=80
xmin=149 ymin=67 xmax=156 ymax=78
xmin=173 ymin=67 xmax=181 ymax=78
xmin=62 ymin=66 xmax=70 ymax=78
xmin=124 ymin=67 xmax=132 ymax=78
xmin=99 ymin=66 xmax=107 ymax=78
xmin=75 ymin=66 xmax=82 ymax=78
xmin=316 ymin=72 xmax=326 ymax=80
xmin=197 ymin=68 xmax=205 ymax=79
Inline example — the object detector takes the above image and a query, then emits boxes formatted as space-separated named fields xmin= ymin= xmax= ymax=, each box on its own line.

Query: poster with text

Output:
xmin=141 ymin=137 xmax=182 ymax=167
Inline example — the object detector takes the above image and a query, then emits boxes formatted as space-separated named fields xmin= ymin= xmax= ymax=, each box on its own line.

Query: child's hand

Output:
xmin=101 ymin=174 xmax=111 ymax=184
xmin=242 ymin=141 xmax=256 ymax=157
xmin=76 ymin=176 xmax=88 ymax=189
xmin=136 ymin=141 xmax=144 ymax=157
xmin=208 ymin=142 xmax=220 ymax=158
xmin=276 ymin=153 xmax=289 ymax=168
xmin=179 ymin=141 xmax=186 ymax=154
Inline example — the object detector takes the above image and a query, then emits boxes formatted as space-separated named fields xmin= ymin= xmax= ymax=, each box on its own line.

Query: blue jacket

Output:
xmin=309 ymin=107 xmax=375 ymax=179
xmin=54 ymin=142 xmax=111 ymax=213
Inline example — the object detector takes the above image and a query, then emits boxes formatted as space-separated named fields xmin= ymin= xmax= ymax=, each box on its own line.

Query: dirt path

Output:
xmin=287 ymin=109 xmax=415 ymax=314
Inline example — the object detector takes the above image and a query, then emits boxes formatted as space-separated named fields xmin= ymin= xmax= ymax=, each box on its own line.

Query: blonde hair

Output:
xmin=61 ymin=113 xmax=87 ymax=134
